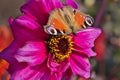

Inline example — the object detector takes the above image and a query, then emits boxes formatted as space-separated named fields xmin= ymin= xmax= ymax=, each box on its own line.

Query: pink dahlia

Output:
xmin=0 ymin=0 xmax=101 ymax=80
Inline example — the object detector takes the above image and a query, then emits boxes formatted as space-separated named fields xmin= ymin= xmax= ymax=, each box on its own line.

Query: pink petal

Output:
xmin=10 ymin=63 xmax=49 ymax=80
xmin=9 ymin=15 xmax=49 ymax=42
xmin=0 ymin=41 xmax=23 ymax=70
xmin=21 ymin=0 xmax=63 ymax=25
xmin=0 ymin=40 xmax=33 ymax=74
xmin=14 ymin=41 xmax=47 ymax=66
xmin=47 ymin=54 xmax=60 ymax=71
xmin=47 ymin=54 xmax=70 ymax=73
xmin=66 ymin=0 xmax=78 ymax=9
xmin=69 ymin=52 xmax=90 ymax=78
xmin=40 ymin=70 xmax=62 ymax=80
xmin=63 ymin=68 xmax=73 ymax=80
xmin=74 ymin=44 xmax=96 ymax=57
xmin=73 ymin=27 xmax=101 ymax=48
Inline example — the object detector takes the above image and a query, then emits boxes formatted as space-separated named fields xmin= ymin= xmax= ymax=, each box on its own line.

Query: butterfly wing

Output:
xmin=44 ymin=6 xmax=94 ymax=35
xmin=44 ymin=8 xmax=71 ymax=35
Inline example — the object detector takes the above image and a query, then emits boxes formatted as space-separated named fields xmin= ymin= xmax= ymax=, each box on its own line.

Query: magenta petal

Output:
xmin=11 ymin=66 xmax=39 ymax=80
xmin=41 ymin=70 xmax=62 ymax=80
xmin=0 ymin=41 xmax=26 ymax=73
xmin=0 ymin=41 xmax=20 ymax=63
xmin=73 ymin=27 xmax=101 ymax=48
xmin=66 ymin=0 xmax=78 ymax=9
xmin=74 ymin=44 xmax=96 ymax=57
xmin=47 ymin=54 xmax=69 ymax=73
xmin=69 ymin=52 xmax=90 ymax=78
xmin=21 ymin=0 xmax=63 ymax=25
xmin=9 ymin=15 xmax=49 ymax=42
xmin=14 ymin=41 xmax=47 ymax=66
xmin=63 ymin=68 xmax=72 ymax=80
xmin=10 ymin=64 xmax=48 ymax=80
xmin=47 ymin=54 xmax=60 ymax=71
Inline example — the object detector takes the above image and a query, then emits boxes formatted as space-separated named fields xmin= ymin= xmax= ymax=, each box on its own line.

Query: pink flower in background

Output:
xmin=0 ymin=0 xmax=101 ymax=80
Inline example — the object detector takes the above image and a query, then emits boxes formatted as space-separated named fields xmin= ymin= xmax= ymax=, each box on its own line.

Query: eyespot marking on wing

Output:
xmin=45 ymin=26 xmax=58 ymax=35
xmin=85 ymin=16 xmax=94 ymax=26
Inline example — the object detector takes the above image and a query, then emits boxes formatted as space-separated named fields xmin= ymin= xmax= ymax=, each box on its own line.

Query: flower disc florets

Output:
xmin=47 ymin=35 xmax=73 ymax=62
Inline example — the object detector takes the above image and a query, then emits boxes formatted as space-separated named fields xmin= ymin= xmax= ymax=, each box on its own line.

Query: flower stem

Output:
xmin=94 ymin=0 xmax=107 ymax=27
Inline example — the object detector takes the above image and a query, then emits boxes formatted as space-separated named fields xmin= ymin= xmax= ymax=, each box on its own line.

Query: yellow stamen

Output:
xmin=47 ymin=35 xmax=73 ymax=62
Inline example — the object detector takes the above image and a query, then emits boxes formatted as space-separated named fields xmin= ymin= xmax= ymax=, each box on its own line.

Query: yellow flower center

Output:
xmin=47 ymin=35 xmax=73 ymax=62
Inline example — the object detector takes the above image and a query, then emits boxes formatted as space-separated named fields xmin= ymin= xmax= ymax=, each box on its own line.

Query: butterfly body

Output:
xmin=44 ymin=6 xmax=94 ymax=35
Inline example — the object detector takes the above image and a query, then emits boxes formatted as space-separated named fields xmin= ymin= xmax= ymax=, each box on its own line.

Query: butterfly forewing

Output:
xmin=44 ymin=6 xmax=94 ymax=35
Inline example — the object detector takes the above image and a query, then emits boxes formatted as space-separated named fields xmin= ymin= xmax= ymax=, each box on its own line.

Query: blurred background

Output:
xmin=0 ymin=0 xmax=120 ymax=80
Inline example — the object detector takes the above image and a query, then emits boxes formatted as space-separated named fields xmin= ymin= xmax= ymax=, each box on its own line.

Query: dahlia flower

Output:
xmin=0 ymin=0 xmax=101 ymax=80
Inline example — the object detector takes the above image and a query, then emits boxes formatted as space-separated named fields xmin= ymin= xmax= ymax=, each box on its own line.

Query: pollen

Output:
xmin=47 ymin=35 xmax=73 ymax=62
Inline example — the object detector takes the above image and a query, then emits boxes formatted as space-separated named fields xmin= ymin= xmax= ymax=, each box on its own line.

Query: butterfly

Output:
xmin=44 ymin=6 xmax=94 ymax=35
